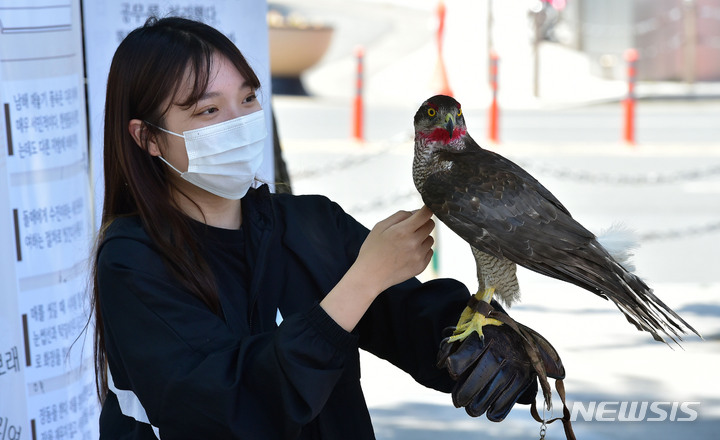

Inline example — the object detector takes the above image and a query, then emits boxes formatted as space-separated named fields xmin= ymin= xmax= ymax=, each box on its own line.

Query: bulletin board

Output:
xmin=0 ymin=1 xmax=97 ymax=438
xmin=0 ymin=1 xmax=271 ymax=438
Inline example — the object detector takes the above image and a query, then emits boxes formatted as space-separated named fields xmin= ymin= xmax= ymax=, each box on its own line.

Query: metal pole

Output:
xmin=532 ymin=6 xmax=544 ymax=98
xmin=487 ymin=0 xmax=493 ymax=56
xmin=488 ymin=51 xmax=500 ymax=143
xmin=435 ymin=0 xmax=453 ymax=96
xmin=623 ymin=48 xmax=638 ymax=145
xmin=683 ymin=0 xmax=697 ymax=86
xmin=352 ymin=46 xmax=364 ymax=142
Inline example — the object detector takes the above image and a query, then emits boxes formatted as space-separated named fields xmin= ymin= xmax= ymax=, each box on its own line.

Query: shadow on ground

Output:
xmin=370 ymin=398 xmax=720 ymax=440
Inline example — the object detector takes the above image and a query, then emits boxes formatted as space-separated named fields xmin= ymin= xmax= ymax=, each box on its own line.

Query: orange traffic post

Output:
xmin=352 ymin=46 xmax=364 ymax=142
xmin=433 ymin=0 xmax=453 ymax=96
xmin=488 ymin=50 xmax=500 ymax=143
xmin=623 ymin=48 xmax=638 ymax=145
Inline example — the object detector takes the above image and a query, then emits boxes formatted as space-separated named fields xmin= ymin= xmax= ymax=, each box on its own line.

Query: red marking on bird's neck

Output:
xmin=420 ymin=127 xmax=467 ymax=144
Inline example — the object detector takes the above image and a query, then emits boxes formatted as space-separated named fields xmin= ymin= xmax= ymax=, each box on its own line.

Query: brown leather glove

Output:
xmin=437 ymin=300 xmax=565 ymax=421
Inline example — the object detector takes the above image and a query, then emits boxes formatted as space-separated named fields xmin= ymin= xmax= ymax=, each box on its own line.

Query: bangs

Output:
xmin=161 ymin=44 xmax=261 ymax=116
xmin=164 ymin=42 xmax=214 ymax=113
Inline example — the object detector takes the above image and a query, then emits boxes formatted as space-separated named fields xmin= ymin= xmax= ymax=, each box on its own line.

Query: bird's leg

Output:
xmin=447 ymin=287 xmax=503 ymax=343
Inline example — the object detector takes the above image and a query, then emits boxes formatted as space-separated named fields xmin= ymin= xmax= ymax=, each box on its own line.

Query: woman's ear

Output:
xmin=128 ymin=119 xmax=161 ymax=156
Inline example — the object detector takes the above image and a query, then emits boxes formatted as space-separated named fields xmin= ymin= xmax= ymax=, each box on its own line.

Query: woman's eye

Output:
xmin=198 ymin=107 xmax=219 ymax=115
xmin=243 ymin=93 xmax=257 ymax=104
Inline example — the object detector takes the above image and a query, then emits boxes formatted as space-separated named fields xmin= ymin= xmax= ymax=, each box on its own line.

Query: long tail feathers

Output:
xmin=594 ymin=225 xmax=701 ymax=346
xmin=612 ymin=265 xmax=701 ymax=346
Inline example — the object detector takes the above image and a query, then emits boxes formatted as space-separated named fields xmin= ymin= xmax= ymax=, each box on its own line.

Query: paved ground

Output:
xmin=270 ymin=0 xmax=720 ymax=438
xmin=277 ymin=136 xmax=720 ymax=440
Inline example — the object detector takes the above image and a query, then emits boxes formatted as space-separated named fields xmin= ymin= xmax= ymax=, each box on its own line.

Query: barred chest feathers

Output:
xmin=412 ymin=139 xmax=454 ymax=194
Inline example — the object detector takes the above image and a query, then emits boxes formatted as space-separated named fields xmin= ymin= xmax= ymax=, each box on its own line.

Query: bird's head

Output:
xmin=413 ymin=95 xmax=467 ymax=150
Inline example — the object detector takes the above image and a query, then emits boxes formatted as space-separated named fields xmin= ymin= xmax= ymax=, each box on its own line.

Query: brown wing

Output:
xmin=420 ymin=146 xmax=697 ymax=343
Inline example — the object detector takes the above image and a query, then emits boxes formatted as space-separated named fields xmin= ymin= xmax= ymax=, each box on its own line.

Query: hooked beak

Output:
xmin=444 ymin=113 xmax=455 ymax=138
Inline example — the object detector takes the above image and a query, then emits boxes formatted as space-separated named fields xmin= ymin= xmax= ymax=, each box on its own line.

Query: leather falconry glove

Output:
xmin=437 ymin=298 xmax=575 ymax=439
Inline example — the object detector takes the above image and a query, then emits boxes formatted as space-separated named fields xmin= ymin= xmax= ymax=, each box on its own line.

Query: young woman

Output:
xmin=93 ymin=16 xmax=541 ymax=439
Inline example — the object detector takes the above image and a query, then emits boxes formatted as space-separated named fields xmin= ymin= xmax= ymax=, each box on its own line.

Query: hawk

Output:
xmin=412 ymin=94 xmax=699 ymax=345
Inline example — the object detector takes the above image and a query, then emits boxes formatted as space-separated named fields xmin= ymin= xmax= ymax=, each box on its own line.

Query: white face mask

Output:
xmin=151 ymin=109 xmax=267 ymax=200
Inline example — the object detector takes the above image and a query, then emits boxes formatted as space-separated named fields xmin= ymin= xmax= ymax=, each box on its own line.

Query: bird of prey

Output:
xmin=412 ymin=94 xmax=699 ymax=345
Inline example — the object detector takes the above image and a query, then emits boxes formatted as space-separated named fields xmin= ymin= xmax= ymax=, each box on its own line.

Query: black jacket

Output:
xmin=97 ymin=186 xmax=470 ymax=439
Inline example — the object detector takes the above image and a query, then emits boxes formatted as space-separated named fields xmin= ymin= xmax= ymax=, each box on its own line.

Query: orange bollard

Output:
xmin=352 ymin=46 xmax=364 ymax=142
xmin=433 ymin=0 xmax=453 ymax=96
xmin=488 ymin=50 xmax=500 ymax=143
xmin=623 ymin=48 xmax=638 ymax=145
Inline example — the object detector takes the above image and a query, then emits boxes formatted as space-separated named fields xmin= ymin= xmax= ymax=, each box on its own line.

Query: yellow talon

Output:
xmin=447 ymin=287 xmax=503 ymax=343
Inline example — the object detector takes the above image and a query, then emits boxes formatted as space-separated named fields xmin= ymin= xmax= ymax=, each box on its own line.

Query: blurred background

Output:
xmin=1 ymin=1 xmax=716 ymax=438
xmin=268 ymin=0 xmax=720 ymax=438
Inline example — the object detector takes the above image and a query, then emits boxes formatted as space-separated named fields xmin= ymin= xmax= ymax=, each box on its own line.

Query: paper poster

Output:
xmin=0 ymin=63 xmax=26 ymax=440
xmin=0 ymin=1 xmax=98 ymax=439
xmin=1 ymin=2 xmax=272 ymax=437
xmin=83 ymin=0 xmax=273 ymax=229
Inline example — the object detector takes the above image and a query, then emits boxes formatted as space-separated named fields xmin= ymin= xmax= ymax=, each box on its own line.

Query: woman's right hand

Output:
xmin=320 ymin=206 xmax=435 ymax=332
xmin=354 ymin=206 xmax=435 ymax=293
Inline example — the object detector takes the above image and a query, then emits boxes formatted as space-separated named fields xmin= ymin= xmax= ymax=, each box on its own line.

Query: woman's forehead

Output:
xmin=170 ymin=54 xmax=247 ymax=108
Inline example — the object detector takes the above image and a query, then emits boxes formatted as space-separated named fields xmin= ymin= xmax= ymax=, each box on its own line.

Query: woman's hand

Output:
xmin=320 ymin=206 xmax=435 ymax=332
xmin=355 ymin=206 xmax=435 ymax=293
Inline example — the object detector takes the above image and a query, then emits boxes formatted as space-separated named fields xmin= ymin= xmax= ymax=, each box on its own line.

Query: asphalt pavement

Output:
xmin=270 ymin=1 xmax=720 ymax=438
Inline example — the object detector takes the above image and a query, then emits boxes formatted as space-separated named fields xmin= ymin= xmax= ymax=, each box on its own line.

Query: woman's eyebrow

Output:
xmin=198 ymin=91 xmax=221 ymax=101
xmin=198 ymin=81 xmax=250 ymax=102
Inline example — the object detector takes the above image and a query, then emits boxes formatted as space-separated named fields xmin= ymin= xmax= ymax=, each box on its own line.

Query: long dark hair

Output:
xmin=91 ymin=16 xmax=261 ymax=401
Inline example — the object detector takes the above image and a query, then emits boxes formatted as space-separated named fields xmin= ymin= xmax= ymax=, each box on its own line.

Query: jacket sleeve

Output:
xmin=359 ymin=277 xmax=470 ymax=392
xmin=98 ymin=235 xmax=357 ymax=439
xmin=324 ymin=200 xmax=471 ymax=392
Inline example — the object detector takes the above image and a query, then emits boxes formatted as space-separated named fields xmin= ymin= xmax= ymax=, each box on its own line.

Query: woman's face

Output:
xmin=157 ymin=53 xmax=262 ymax=173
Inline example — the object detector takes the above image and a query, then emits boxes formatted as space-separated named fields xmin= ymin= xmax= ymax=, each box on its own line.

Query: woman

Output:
xmin=93 ymin=16 xmax=538 ymax=439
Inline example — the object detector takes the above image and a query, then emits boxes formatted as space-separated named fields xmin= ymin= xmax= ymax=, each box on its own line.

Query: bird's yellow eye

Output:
xmin=428 ymin=108 xmax=436 ymax=117
xmin=457 ymin=108 xmax=462 ymax=117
